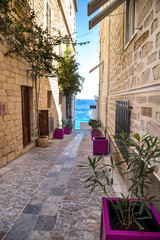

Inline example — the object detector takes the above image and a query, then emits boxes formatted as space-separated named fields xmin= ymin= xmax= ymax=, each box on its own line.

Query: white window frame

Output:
xmin=70 ymin=1 xmax=72 ymax=16
xmin=125 ymin=0 xmax=138 ymax=45
xmin=45 ymin=0 xmax=52 ymax=35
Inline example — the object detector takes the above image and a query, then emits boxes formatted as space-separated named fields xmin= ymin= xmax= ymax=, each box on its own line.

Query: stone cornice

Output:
xmin=109 ymin=82 xmax=160 ymax=96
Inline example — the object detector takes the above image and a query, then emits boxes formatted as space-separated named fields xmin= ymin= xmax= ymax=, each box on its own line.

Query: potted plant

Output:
xmin=93 ymin=123 xmax=108 ymax=155
xmin=63 ymin=119 xmax=73 ymax=134
xmin=93 ymin=137 xmax=108 ymax=155
xmin=88 ymin=119 xmax=102 ymax=140
xmin=54 ymin=122 xmax=64 ymax=139
xmin=79 ymin=132 xmax=160 ymax=240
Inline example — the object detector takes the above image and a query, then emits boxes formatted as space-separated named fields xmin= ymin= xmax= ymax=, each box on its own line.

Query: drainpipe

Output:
xmin=106 ymin=14 xmax=110 ymax=128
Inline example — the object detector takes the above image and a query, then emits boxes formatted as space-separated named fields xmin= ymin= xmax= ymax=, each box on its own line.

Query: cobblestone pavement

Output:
xmin=0 ymin=130 xmax=126 ymax=240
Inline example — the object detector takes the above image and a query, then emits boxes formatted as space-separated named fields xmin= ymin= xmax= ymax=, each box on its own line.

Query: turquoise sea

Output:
xmin=75 ymin=99 xmax=96 ymax=129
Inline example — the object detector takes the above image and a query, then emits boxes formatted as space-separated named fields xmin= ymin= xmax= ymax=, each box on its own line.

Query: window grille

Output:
xmin=115 ymin=100 xmax=131 ymax=161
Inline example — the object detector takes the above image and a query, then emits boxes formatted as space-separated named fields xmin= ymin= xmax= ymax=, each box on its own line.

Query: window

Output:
xmin=115 ymin=100 xmax=131 ymax=161
xmin=70 ymin=1 xmax=72 ymax=16
xmin=74 ymin=17 xmax=76 ymax=32
xmin=46 ymin=2 xmax=51 ymax=35
xmin=125 ymin=0 xmax=138 ymax=45
xmin=115 ymin=100 xmax=130 ymax=135
xmin=47 ymin=91 xmax=52 ymax=108
xmin=59 ymin=93 xmax=62 ymax=105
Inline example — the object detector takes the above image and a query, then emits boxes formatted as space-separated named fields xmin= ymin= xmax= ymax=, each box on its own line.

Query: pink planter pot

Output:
xmin=93 ymin=137 xmax=108 ymax=155
xmin=54 ymin=129 xmax=64 ymax=139
xmin=91 ymin=130 xmax=101 ymax=140
xmin=64 ymin=127 xmax=70 ymax=134
xmin=100 ymin=198 xmax=160 ymax=240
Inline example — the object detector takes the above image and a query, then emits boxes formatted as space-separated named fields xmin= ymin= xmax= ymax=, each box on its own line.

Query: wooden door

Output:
xmin=39 ymin=110 xmax=49 ymax=135
xmin=21 ymin=86 xmax=31 ymax=147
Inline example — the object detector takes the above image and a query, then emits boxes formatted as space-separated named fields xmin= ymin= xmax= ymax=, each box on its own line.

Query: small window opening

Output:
xmin=47 ymin=91 xmax=52 ymax=108
xmin=59 ymin=92 xmax=62 ymax=105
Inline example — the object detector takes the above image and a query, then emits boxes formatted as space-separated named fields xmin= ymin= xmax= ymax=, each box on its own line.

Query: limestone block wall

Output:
xmin=99 ymin=0 xmax=160 ymax=178
xmin=0 ymin=41 xmax=61 ymax=167
xmin=0 ymin=42 xmax=32 ymax=167
xmin=61 ymin=0 xmax=76 ymax=36
xmin=99 ymin=13 xmax=110 ymax=127
xmin=0 ymin=0 xmax=76 ymax=168
xmin=33 ymin=0 xmax=77 ymax=125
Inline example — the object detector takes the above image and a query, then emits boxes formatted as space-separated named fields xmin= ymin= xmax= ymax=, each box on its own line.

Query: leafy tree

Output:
xmin=0 ymin=0 xmax=77 ymax=136
xmin=57 ymin=46 xmax=84 ymax=119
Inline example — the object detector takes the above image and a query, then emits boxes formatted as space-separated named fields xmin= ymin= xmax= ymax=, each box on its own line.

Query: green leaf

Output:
xmin=115 ymin=160 xmax=126 ymax=166
xmin=134 ymin=219 xmax=144 ymax=231
xmin=110 ymin=156 xmax=113 ymax=165
xmin=139 ymin=203 xmax=144 ymax=215
xmin=110 ymin=178 xmax=113 ymax=185
xmin=136 ymin=216 xmax=150 ymax=220
xmin=133 ymin=192 xmax=142 ymax=202
xmin=128 ymin=181 xmax=138 ymax=191
xmin=133 ymin=133 xmax=140 ymax=142
xmin=106 ymin=177 xmax=110 ymax=185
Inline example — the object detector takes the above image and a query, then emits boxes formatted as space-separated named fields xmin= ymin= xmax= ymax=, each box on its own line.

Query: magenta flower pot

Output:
xmin=100 ymin=198 xmax=160 ymax=240
xmin=54 ymin=129 xmax=64 ymax=139
xmin=64 ymin=127 xmax=70 ymax=134
xmin=93 ymin=137 xmax=108 ymax=155
xmin=91 ymin=130 xmax=101 ymax=140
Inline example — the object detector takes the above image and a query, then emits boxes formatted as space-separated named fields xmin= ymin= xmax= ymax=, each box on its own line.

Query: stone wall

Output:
xmin=99 ymin=1 xmax=160 ymax=177
xmin=0 ymin=0 xmax=76 ymax=168
xmin=99 ymin=15 xmax=109 ymax=126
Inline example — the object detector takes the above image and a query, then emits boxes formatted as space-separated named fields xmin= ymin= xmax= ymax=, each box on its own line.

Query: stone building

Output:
xmin=89 ymin=0 xmax=160 ymax=208
xmin=0 ymin=0 xmax=78 ymax=167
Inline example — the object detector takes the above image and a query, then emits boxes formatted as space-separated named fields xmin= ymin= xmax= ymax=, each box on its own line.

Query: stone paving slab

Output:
xmin=0 ymin=130 xmax=127 ymax=240
xmin=3 ymin=214 xmax=38 ymax=240
xmin=0 ymin=134 xmax=75 ymax=239
xmin=50 ymin=134 xmax=108 ymax=240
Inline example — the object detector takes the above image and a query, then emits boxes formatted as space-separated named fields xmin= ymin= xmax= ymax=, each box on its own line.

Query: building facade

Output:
xmin=0 ymin=0 xmax=77 ymax=167
xmin=98 ymin=0 xmax=160 ymax=208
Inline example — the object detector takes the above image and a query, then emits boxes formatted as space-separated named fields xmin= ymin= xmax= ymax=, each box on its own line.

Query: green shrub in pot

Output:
xmin=88 ymin=119 xmax=102 ymax=131
xmin=79 ymin=132 xmax=160 ymax=231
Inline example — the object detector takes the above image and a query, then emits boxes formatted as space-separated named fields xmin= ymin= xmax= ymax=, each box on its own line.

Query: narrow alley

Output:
xmin=0 ymin=0 xmax=160 ymax=239
xmin=0 ymin=131 xmax=120 ymax=240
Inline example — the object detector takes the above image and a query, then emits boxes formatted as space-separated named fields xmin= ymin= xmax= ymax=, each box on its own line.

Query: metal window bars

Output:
xmin=115 ymin=100 xmax=131 ymax=162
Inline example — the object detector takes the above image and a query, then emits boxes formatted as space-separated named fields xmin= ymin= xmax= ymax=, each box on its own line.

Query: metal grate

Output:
xmin=115 ymin=100 xmax=130 ymax=135
xmin=115 ymin=100 xmax=131 ymax=161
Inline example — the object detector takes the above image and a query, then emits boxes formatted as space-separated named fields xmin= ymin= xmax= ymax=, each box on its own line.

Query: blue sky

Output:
xmin=75 ymin=0 xmax=100 ymax=99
